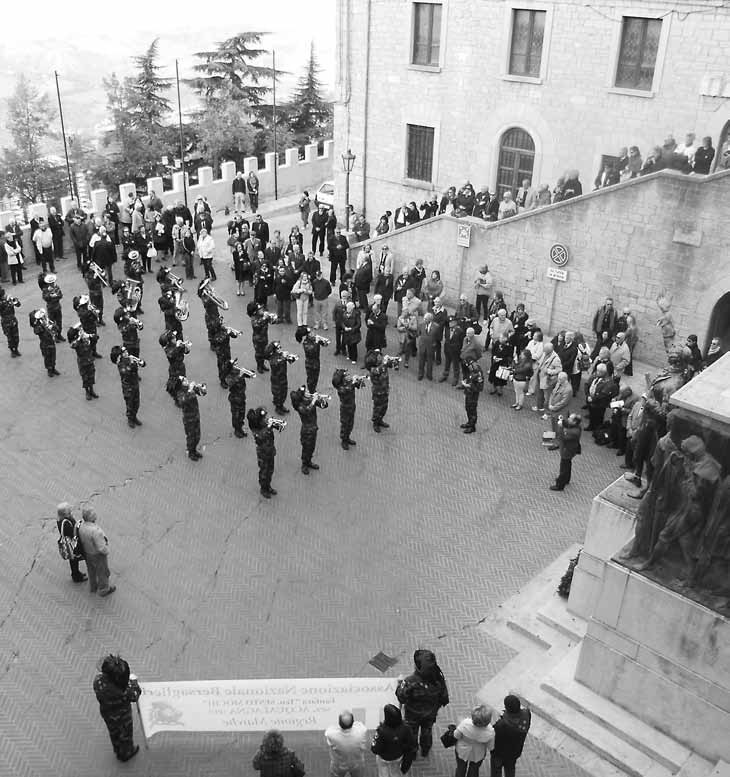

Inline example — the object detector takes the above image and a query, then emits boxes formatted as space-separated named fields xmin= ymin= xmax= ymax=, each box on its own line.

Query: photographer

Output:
xmin=550 ymin=413 xmax=582 ymax=491
xmin=247 ymin=407 xmax=278 ymax=498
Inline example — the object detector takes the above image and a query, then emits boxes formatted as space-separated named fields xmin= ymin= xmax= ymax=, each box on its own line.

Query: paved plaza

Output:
xmin=0 ymin=205 xmax=625 ymax=777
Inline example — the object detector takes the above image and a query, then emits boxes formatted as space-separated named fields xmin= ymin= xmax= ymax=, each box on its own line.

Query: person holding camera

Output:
xmin=93 ymin=654 xmax=141 ymax=761
xmin=247 ymin=406 xmax=278 ymax=498
xmin=461 ymin=357 xmax=484 ymax=434
xmin=550 ymin=413 xmax=582 ymax=491
xmin=174 ymin=376 xmax=205 ymax=461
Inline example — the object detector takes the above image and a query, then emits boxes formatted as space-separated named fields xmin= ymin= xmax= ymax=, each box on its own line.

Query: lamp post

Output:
xmin=341 ymin=148 xmax=356 ymax=231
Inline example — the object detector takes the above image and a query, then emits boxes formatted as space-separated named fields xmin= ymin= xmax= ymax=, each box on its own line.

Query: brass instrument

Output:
xmin=7 ymin=296 xmax=20 ymax=307
xmin=263 ymin=311 xmax=279 ymax=323
xmin=308 ymin=391 xmax=331 ymax=409
xmin=266 ymin=417 xmax=287 ymax=432
xmin=127 ymin=354 xmax=146 ymax=368
xmin=197 ymin=278 xmax=229 ymax=310
xmin=88 ymin=261 xmax=109 ymax=286
xmin=177 ymin=339 xmax=192 ymax=352
xmin=225 ymin=326 xmax=242 ymax=337
xmin=314 ymin=335 xmax=330 ymax=346
xmin=189 ymin=381 xmax=207 ymax=396
xmin=167 ymin=270 xmax=185 ymax=291
xmin=124 ymin=278 xmax=143 ymax=312
xmin=281 ymin=350 xmax=299 ymax=363
xmin=173 ymin=289 xmax=190 ymax=321
xmin=347 ymin=373 xmax=369 ymax=389
xmin=128 ymin=316 xmax=144 ymax=331
xmin=230 ymin=359 xmax=256 ymax=379
xmin=383 ymin=355 xmax=402 ymax=370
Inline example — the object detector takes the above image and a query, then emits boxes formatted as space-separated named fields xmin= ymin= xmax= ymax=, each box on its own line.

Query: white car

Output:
xmin=314 ymin=181 xmax=335 ymax=209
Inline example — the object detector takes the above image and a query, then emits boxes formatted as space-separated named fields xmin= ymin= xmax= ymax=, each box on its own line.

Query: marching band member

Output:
xmin=247 ymin=406 xmax=279 ymax=498
xmin=84 ymin=263 xmax=107 ymax=326
xmin=290 ymin=385 xmax=327 ymax=475
xmin=174 ymin=376 xmax=206 ymax=461
xmin=223 ymin=358 xmax=253 ymax=438
xmin=114 ymin=307 xmax=143 ymax=359
xmin=248 ymin=301 xmax=275 ymax=373
xmin=365 ymin=348 xmax=398 ymax=433
xmin=68 ymin=323 xmax=99 ymax=400
xmin=29 ymin=308 xmax=59 ymax=376
xmin=159 ymin=329 xmax=189 ymax=397
xmin=264 ymin=341 xmax=296 ymax=414
xmin=158 ymin=286 xmax=183 ymax=339
xmin=110 ymin=345 xmax=143 ymax=428
xmin=199 ymin=279 xmax=228 ymax=351
xmin=210 ymin=317 xmax=240 ymax=388
xmin=124 ymin=251 xmax=145 ymax=313
xmin=332 ymin=368 xmax=366 ymax=450
xmin=73 ymin=295 xmax=102 ymax=358
xmin=0 ymin=288 xmax=21 ymax=357
xmin=40 ymin=273 xmax=65 ymax=342
xmin=295 ymin=324 xmax=329 ymax=392
xmin=461 ymin=357 xmax=485 ymax=434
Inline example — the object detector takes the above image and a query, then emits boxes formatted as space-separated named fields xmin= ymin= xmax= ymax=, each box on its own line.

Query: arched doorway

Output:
xmin=706 ymin=292 xmax=730 ymax=352
xmin=496 ymin=128 xmax=535 ymax=199
xmin=716 ymin=120 xmax=730 ymax=172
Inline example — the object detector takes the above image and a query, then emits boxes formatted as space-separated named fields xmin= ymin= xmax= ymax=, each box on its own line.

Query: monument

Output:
xmin=570 ymin=352 xmax=730 ymax=761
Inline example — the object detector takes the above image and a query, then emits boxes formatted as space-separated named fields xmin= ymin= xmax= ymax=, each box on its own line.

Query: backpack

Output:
xmin=57 ymin=517 xmax=81 ymax=561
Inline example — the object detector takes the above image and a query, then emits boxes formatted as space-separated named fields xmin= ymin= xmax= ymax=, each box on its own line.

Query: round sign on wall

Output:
xmin=550 ymin=243 xmax=569 ymax=267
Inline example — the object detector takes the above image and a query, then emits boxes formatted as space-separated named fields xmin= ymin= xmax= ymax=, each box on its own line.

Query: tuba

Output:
xmin=174 ymin=289 xmax=190 ymax=321
xmin=197 ymin=278 xmax=229 ymax=310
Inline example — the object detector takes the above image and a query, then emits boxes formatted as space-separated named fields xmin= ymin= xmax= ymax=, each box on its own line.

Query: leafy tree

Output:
xmin=0 ymin=74 xmax=67 ymax=203
xmin=188 ymin=32 xmax=275 ymax=106
xmin=288 ymin=43 xmax=333 ymax=145
xmin=194 ymin=99 xmax=256 ymax=172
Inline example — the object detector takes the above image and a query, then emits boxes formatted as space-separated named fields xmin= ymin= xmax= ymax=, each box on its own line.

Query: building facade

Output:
xmin=333 ymin=0 xmax=730 ymax=220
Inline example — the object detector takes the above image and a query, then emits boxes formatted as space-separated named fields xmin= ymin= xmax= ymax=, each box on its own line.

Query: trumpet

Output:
xmin=88 ymin=301 xmax=101 ymax=320
xmin=128 ymin=354 xmax=146 ymax=368
xmin=314 ymin=335 xmax=331 ymax=346
xmin=189 ymin=381 xmax=208 ymax=396
xmin=231 ymin=359 xmax=256 ymax=379
xmin=383 ymin=355 xmax=402 ymax=371
xmin=225 ymin=326 xmax=242 ymax=337
xmin=173 ymin=289 xmax=190 ymax=321
xmin=88 ymin=261 xmax=109 ymax=286
xmin=347 ymin=373 xmax=370 ymax=388
xmin=266 ymin=417 xmax=287 ymax=432
xmin=308 ymin=391 xmax=331 ymax=408
xmin=281 ymin=350 xmax=299 ymax=363
xmin=263 ymin=311 xmax=279 ymax=323
xmin=7 ymin=296 xmax=21 ymax=307
xmin=128 ymin=316 xmax=144 ymax=331
xmin=177 ymin=339 xmax=192 ymax=352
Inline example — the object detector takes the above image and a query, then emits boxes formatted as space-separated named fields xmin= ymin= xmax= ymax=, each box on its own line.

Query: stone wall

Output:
xmin=334 ymin=0 xmax=730 ymax=223
xmin=351 ymin=168 xmax=730 ymax=367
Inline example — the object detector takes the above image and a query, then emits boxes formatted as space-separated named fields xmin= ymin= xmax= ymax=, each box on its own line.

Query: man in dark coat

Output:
xmin=251 ymin=214 xmax=270 ymax=246
xmin=291 ymin=386 xmax=320 ymax=474
xmin=93 ymin=655 xmax=141 ymax=762
xmin=90 ymin=226 xmax=117 ymax=283
xmin=491 ymin=695 xmax=531 ymax=777
xmin=416 ymin=312 xmax=439 ymax=381
xmin=364 ymin=296 xmax=387 ymax=353
xmin=461 ymin=358 xmax=484 ymax=433
xmin=440 ymin=316 xmax=465 ymax=385
xmin=0 ymin=287 xmax=21 ymax=356
xmin=592 ymin=297 xmax=618 ymax=342
xmin=550 ymin=413 xmax=582 ymax=491
xmin=328 ymin=228 xmax=350 ymax=284
xmin=311 ymin=205 xmax=328 ymax=256
xmin=223 ymin=359 xmax=249 ymax=438
xmin=48 ymin=207 xmax=65 ymax=258
xmin=353 ymin=251 xmax=373 ymax=311
xmin=174 ymin=377 xmax=204 ymax=460
xmin=70 ymin=216 xmax=89 ymax=271
xmin=585 ymin=363 xmax=619 ymax=431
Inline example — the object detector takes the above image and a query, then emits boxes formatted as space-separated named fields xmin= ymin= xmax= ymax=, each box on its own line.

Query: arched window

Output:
xmin=497 ymin=128 xmax=535 ymax=199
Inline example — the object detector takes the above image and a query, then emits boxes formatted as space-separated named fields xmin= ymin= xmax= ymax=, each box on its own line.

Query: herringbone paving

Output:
xmin=0 ymin=207 xmax=612 ymax=777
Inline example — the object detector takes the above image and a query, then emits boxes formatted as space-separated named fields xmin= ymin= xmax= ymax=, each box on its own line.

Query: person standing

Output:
xmin=511 ymin=349 xmax=533 ymax=410
xmin=247 ymin=171 xmax=260 ymax=212
xmin=174 ymin=376 xmax=205 ymax=460
xmin=365 ymin=295 xmax=388 ymax=354
xmin=585 ymin=362 xmax=618 ymax=431
xmin=253 ymin=730 xmax=305 ymax=777
xmin=373 ymin=244 xmax=395 ymax=312
xmin=592 ymin=297 xmax=618 ymax=342
xmin=32 ymin=220 xmax=56 ymax=273
xmin=110 ymin=345 xmax=142 ymax=428
xmin=416 ymin=312 xmax=439 ymax=381
xmin=291 ymin=271 xmax=314 ymax=327
xmin=197 ymin=227 xmax=217 ymax=280
xmin=265 ymin=341 xmax=294 ymax=414
xmin=488 ymin=334 xmax=512 ymax=396
xmin=332 ymin=368 xmax=360 ymax=450
xmin=312 ymin=270 xmax=332 ymax=330
xmin=366 ymin=349 xmax=394 ymax=432
xmin=693 ymin=136 xmax=715 ymax=174
xmin=396 ymin=649 xmax=449 ymax=758
xmin=296 ymin=325 xmax=324 ymax=392
xmin=490 ymin=695 xmax=531 ymax=777
xmin=533 ymin=343 xmax=561 ymax=413
xmin=247 ymin=406 xmax=278 ymax=498
xmin=4 ymin=229 xmax=25 ymax=285
xmin=77 ymin=508 xmax=115 ymax=596
xmin=545 ymin=372 xmax=573 ymax=444
xmin=461 ymin=358 xmax=484 ymax=433
xmin=311 ymin=205 xmax=328 ymax=256
xmin=84 ymin=264 xmax=106 ymax=327
xmin=371 ymin=704 xmax=416 ymax=777
xmin=29 ymin=308 xmax=59 ymax=376
xmin=0 ymin=288 xmax=21 ymax=357
xmin=70 ymin=215 xmax=89 ymax=271
xmin=48 ymin=206 xmax=66 ymax=258
xmin=248 ymin=301 xmax=272 ymax=373
xmin=56 ymin=502 xmax=87 ymax=583
xmin=325 ymin=711 xmax=369 ymax=777
xmin=328 ymin=228 xmax=350 ymax=284
xmin=68 ymin=325 xmax=99 ymax=401
xmin=223 ymin=359 xmax=249 ymax=439
xmin=41 ymin=274 xmax=65 ymax=341
xmin=232 ymin=172 xmax=247 ymax=212
xmin=299 ymin=190 xmax=311 ymax=227
xmin=90 ymin=226 xmax=117 ymax=284
xmin=211 ymin=318 xmax=239 ymax=388
xmin=93 ymin=655 xmax=141 ymax=761
xmin=453 ymin=705 xmax=495 ymax=777
xmin=342 ymin=301 xmax=362 ymax=365
xmin=291 ymin=385 xmax=322 ymax=475
xmin=353 ymin=249 xmax=373 ymax=312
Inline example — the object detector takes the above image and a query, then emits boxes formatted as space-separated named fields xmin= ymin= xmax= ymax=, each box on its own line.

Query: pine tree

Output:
xmin=288 ymin=43 xmax=332 ymax=145
xmin=188 ymin=32 xmax=274 ymax=105
xmin=127 ymin=38 xmax=172 ymax=133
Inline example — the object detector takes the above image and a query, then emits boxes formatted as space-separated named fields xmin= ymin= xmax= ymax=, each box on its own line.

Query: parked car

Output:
xmin=314 ymin=180 xmax=335 ymax=209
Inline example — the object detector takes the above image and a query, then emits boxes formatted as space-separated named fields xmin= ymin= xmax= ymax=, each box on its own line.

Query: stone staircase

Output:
xmin=475 ymin=546 xmax=725 ymax=777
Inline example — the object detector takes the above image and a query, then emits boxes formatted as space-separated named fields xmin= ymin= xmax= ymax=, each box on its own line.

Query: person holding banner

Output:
xmin=371 ymin=704 xmax=416 ymax=777
xmin=93 ymin=655 xmax=142 ymax=762
xmin=253 ymin=730 xmax=305 ymax=777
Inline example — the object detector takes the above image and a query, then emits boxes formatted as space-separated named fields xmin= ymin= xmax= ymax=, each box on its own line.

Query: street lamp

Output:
xmin=341 ymin=148 xmax=356 ymax=231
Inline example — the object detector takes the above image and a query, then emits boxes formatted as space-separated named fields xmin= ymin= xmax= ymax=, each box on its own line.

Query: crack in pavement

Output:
xmin=0 ymin=530 xmax=44 ymax=632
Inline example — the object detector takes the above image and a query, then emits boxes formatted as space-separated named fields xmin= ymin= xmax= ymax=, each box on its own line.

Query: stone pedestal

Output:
xmin=576 ymin=560 xmax=730 ymax=761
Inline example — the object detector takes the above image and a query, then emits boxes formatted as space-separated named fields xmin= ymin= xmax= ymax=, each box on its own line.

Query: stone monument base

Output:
xmin=575 ymin=559 xmax=730 ymax=762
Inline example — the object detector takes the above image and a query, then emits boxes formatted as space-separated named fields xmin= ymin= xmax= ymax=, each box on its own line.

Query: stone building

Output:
xmin=333 ymin=0 xmax=730 ymax=219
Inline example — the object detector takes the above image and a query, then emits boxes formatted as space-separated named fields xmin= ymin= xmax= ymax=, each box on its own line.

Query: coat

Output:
xmin=538 ymin=351 xmax=562 ymax=389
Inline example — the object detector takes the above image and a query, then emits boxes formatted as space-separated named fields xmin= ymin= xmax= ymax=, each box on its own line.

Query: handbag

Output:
xmin=496 ymin=366 xmax=512 ymax=381
xmin=148 ymin=245 xmax=158 ymax=258
xmin=440 ymin=724 xmax=457 ymax=748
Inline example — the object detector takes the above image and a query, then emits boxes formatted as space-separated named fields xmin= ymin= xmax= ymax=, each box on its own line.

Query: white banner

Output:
xmin=137 ymin=677 xmax=397 ymax=739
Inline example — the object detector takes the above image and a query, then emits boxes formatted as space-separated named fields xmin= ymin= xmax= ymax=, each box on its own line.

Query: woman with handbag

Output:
xmin=371 ymin=704 xmax=417 ymax=777
xmin=291 ymin=271 xmax=313 ymax=327
xmin=453 ymin=705 xmax=495 ymax=777
xmin=488 ymin=334 xmax=512 ymax=396
xmin=253 ymin=729 xmax=305 ymax=777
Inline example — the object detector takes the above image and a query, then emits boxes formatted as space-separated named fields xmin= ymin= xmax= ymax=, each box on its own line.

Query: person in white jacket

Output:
xmin=197 ymin=228 xmax=216 ymax=281
xmin=453 ymin=705 xmax=495 ymax=777
xmin=291 ymin=271 xmax=313 ymax=326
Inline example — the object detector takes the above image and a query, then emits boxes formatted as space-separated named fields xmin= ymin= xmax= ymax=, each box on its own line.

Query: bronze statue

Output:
xmin=692 ymin=475 xmax=730 ymax=594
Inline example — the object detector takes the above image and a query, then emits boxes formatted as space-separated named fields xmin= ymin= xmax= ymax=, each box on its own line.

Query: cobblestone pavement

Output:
xmin=0 ymin=205 xmax=624 ymax=777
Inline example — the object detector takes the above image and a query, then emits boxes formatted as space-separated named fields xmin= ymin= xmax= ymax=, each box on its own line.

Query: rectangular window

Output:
xmin=406 ymin=124 xmax=435 ymax=181
xmin=615 ymin=16 xmax=661 ymax=90
xmin=412 ymin=3 xmax=442 ymax=66
xmin=509 ymin=9 xmax=546 ymax=77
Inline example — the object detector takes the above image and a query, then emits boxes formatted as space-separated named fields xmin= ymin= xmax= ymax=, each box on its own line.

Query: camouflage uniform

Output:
xmin=164 ymin=341 xmax=187 ymax=396
xmin=71 ymin=335 xmax=97 ymax=393
xmin=369 ymin=364 xmax=390 ymax=427
xmin=116 ymin=357 xmax=140 ymax=423
xmin=463 ymin=363 xmax=484 ymax=430
xmin=159 ymin=293 xmax=183 ymax=339
xmin=211 ymin=326 xmax=236 ymax=386
xmin=336 ymin=383 xmax=356 ymax=443
xmin=32 ymin=321 xmax=57 ymax=372
xmin=78 ymin=305 xmax=99 ymax=338
xmin=92 ymin=673 xmax=141 ymax=761
xmin=268 ymin=350 xmax=289 ymax=409
xmin=302 ymin=337 xmax=321 ymax=393
xmin=175 ymin=388 xmax=201 ymax=454
xmin=292 ymin=393 xmax=318 ymax=467
xmin=225 ymin=372 xmax=248 ymax=436
xmin=0 ymin=296 xmax=20 ymax=353
xmin=253 ymin=426 xmax=276 ymax=491
xmin=85 ymin=269 xmax=105 ymax=320
xmin=42 ymin=285 xmax=64 ymax=340
xmin=204 ymin=298 xmax=221 ymax=350
xmin=116 ymin=314 xmax=140 ymax=358
xmin=251 ymin=312 xmax=270 ymax=371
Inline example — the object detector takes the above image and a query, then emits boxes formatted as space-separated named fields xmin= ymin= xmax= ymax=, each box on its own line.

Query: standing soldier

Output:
xmin=29 ymin=309 xmax=59 ymax=376
xmin=265 ymin=341 xmax=296 ymax=414
xmin=92 ymin=655 xmax=141 ymax=762
xmin=295 ymin=325 xmax=328 ymax=392
xmin=198 ymin=279 xmax=228 ymax=351
xmin=85 ymin=263 xmax=107 ymax=326
xmin=158 ymin=287 xmax=183 ymax=340
xmin=0 ymin=288 xmax=21 ymax=357
xmin=223 ymin=359 xmax=253 ymax=438
xmin=248 ymin=302 xmax=273 ymax=372
xmin=291 ymin=385 xmax=326 ymax=475
xmin=174 ymin=376 xmax=206 ymax=460
xmin=68 ymin=324 xmax=99 ymax=400
xmin=110 ymin=345 xmax=143 ymax=428
xmin=461 ymin=357 xmax=484 ymax=434
xmin=332 ymin=368 xmax=365 ymax=450
xmin=40 ymin=273 xmax=65 ymax=341
xmin=73 ymin=295 xmax=102 ymax=358
xmin=159 ymin=329 xmax=189 ymax=397
xmin=247 ymin=406 xmax=279 ymax=498
xmin=211 ymin=317 xmax=240 ymax=388
xmin=114 ymin=308 xmax=143 ymax=359
xmin=366 ymin=349 xmax=397 ymax=433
